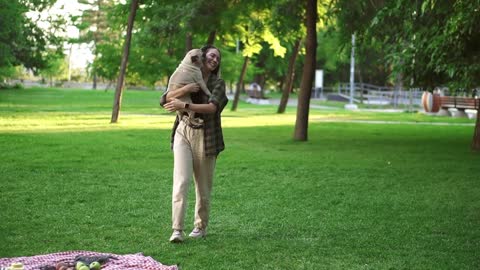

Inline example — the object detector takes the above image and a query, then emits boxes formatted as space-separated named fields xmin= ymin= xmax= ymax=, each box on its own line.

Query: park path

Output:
xmin=310 ymin=119 xmax=475 ymax=126
xmin=235 ymin=95 xmax=405 ymax=113
xmin=228 ymin=95 xmax=476 ymax=127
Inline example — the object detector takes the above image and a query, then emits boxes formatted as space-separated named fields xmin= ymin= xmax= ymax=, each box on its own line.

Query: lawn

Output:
xmin=0 ymin=88 xmax=479 ymax=269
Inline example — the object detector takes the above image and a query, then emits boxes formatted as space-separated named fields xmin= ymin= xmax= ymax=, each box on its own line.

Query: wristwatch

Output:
xmin=184 ymin=103 xmax=190 ymax=109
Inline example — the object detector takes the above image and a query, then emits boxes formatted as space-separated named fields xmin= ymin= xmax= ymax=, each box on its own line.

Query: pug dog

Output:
xmin=166 ymin=48 xmax=211 ymax=119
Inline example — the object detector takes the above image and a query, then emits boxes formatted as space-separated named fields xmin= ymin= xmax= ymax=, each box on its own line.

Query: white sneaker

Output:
xmin=189 ymin=227 xmax=206 ymax=238
xmin=169 ymin=230 xmax=184 ymax=243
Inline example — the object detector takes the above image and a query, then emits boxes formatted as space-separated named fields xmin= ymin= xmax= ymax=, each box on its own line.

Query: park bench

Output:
xmin=438 ymin=95 xmax=479 ymax=118
xmin=245 ymin=86 xmax=270 ymax=104
xmin=246 ymin=89 xmax=262 ymax=99
xmin=439 ymin=96 xmax=478 ymax=110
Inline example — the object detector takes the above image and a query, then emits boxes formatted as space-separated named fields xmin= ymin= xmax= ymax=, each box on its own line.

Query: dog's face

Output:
xmin=184 ymin=49 xmax=203 ymax=67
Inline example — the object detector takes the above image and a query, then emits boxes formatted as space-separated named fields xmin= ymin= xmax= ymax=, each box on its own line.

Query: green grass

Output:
xmin=1 ymin=88 xmax=479 ymax=269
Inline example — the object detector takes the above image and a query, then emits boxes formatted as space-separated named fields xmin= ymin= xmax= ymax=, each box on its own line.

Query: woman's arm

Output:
xmin=163 ymin=98 xmax=217 ymax=114
xmin=165 ymin=83 xmax=200 ymax=102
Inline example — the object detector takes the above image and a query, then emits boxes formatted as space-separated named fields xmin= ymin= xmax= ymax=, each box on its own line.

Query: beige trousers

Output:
xmin=172 ymin=119 xmax=216 ymax=231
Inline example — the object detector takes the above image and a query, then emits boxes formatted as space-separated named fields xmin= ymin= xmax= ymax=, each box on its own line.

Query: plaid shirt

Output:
xmin=160 ymin=74 xmax=228 ymax=156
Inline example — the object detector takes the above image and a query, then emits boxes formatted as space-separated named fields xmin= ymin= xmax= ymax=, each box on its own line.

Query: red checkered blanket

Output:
xmin=0 ymin=251 xmax=178 ymax=270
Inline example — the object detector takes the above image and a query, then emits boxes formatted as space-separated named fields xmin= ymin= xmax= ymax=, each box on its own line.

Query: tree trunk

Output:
xmin=472 ymin=107 xmax=480 ymax=151
xmin=278 ymin=76 xmax=284 ymax=93
xmin=254 ymin=53 xmax=267 ymax=98
xmin=185 ymin=32 xmax=193 ymax=53
xmin=278 ymin=38 xmax=301 ymax=114
xmin=92 ymin=0 xmax=103 ymax=90
xmin=393 ymin=71 xmax=404 ymax=108
xmin=68 ymin=44 xmax=73 ymax=82
xmin=356 ymin=62 xmax=364 ymax=104
xmin=93 ymin=71 xmax=97 ymax=89
xmin=206 ymin=30 xmax=216 ymax=45
xmin=409 ymin=89 xmax=414 ymax=112
xmin=104 ymin=80 xmax=112 ymax=92
xmin=111 ymin=0 xmax=138 ymax=123
xmin=254 ymin=73 xmax=266 ymax=98
xmin=293 ymin=0 xmax=317 ymax=141
xmin=231 ymin=56 xmax=249 ymax=111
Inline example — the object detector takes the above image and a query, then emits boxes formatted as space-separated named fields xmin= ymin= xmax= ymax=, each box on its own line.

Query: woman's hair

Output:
xmin=200 ymin=45 xmax=221 ymax=76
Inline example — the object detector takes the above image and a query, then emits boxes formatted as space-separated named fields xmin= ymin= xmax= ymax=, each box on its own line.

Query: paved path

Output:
xmin=310 ymin=119 xmax=475 ymax=126
xmin=234 ymin=95 xmax=405 ymax=113
xmin=232 ymin=96 xmax=476 ymax=126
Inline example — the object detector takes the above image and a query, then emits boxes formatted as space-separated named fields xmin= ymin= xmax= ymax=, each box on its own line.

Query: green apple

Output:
xmin=75 ymin=261 xmax=86 ymax=270
xmin=89 ymin=261 xmax=101 ymax=270
xmin=78 ymin=266 xmax=90 ymax=270
xmin=10 ymin=262 xmax=24 ymax=269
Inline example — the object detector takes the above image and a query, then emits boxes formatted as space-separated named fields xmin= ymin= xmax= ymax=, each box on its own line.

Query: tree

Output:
xmin=73 ymin=0 xmax=114 ymax=89
xmin=333 ymin=0 xmax=480 ymax=150
xmin=111 ymin=0 xmax=138 ymax=123
xmin=268 ymin=0 xmax=305 ymax=113
xmin=92 ymin=42 xmax=122 ymax=88
xmin=293 ymin=0 xmax=318 ymax=141
xmin=231 ymin=56 xmax=249 ymax=111
xmin=38 ymin=52 xmax=68 ymax=86
xmin=278 ymin=38 xmax=302 ymax=113
xmin=473 ymin=109 xmax=480 ymax=150
xmin=0 ymin=0 xmax=62 ymax=80
xmin=254 ymin=42 xmax=292 ymax=97
xmin=96 ymin=0 xmax=226 ymax=88
xmin=229 ymin=4 xmax=287 ymax=111
xmin=293 ymin=0 xmax=317 ymax=141
xmin=334 ymin=0 xmax=480 ymax=89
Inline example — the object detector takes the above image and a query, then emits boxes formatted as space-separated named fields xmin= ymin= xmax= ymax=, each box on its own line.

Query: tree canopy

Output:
xmin=3 ymin=0 xmax=480 ymax=91
xmin=0 ymin=0 xmax=63 ymax=79
xmin=333 ymin=0 xmax=480 ymax=90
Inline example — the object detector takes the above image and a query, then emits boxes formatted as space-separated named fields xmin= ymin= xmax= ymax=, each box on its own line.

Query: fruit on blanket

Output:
xmin=9 ymin=262 xmax=24 ymax=269
xmin=75 ymin=262 xmax=86 ymax=270
xmin=89 ymin=261 xmax=101 ymax=270
xmin=56 ymin=262 xmax=69 ymax=270
xmin=78 ymin=266 xmax=90 ymax=270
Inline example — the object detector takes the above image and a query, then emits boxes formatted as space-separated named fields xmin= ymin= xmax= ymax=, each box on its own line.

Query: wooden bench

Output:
xmin=246 ymin=89 xmax=262 ymax=99
xmin=439 ymin=96 xmax=479 ymax=110
xmin=439 ymin=96 xmax=479 ymax=118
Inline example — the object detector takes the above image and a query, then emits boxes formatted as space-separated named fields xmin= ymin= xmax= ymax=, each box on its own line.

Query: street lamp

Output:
xmin=345 ymin=33 xmax=358 ymax=110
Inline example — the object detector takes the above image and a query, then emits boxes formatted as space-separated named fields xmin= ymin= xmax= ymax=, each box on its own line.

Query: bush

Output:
xmin=0 ymin=82 xmax=24 ymax=90
xmin=13 ymin=82 xmax=23 ymax=89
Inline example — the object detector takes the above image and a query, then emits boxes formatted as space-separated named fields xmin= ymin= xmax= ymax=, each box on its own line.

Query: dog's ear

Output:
xmin=191 ymin=55 xmax=199 ymax=63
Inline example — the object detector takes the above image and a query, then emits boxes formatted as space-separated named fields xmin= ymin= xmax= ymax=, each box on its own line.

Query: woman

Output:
xmin=161 ymin=45 xmax=228 ymax=243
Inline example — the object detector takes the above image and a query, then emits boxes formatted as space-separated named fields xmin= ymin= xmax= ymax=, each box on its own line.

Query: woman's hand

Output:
xmin=163 ymin=98 xmax=185 ymax=112
xmin=165 ymin=83 xmax=200 ymax=103
xmin=184 ymin=83 xmax=200 ymax=93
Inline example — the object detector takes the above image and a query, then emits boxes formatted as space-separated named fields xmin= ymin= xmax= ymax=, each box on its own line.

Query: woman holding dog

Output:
xmin=160 ymin=45 xmax=228 ymax=243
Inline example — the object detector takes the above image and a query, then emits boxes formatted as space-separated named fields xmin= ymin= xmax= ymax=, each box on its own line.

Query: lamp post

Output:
xmin=345 ymin=33 xmax=358 ymax=110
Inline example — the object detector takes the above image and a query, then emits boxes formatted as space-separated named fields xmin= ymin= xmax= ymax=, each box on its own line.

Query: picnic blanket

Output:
xmin=0 ymin=251 xmax=178 ymax=270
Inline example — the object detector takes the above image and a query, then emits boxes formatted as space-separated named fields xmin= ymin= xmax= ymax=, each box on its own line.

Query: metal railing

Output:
xmin=313 ymin=83 xmax=423 ymax=107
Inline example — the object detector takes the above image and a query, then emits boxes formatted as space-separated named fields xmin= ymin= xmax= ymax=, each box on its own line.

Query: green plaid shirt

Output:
xmin=160 ymin=74 xmax=228 ymax=156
